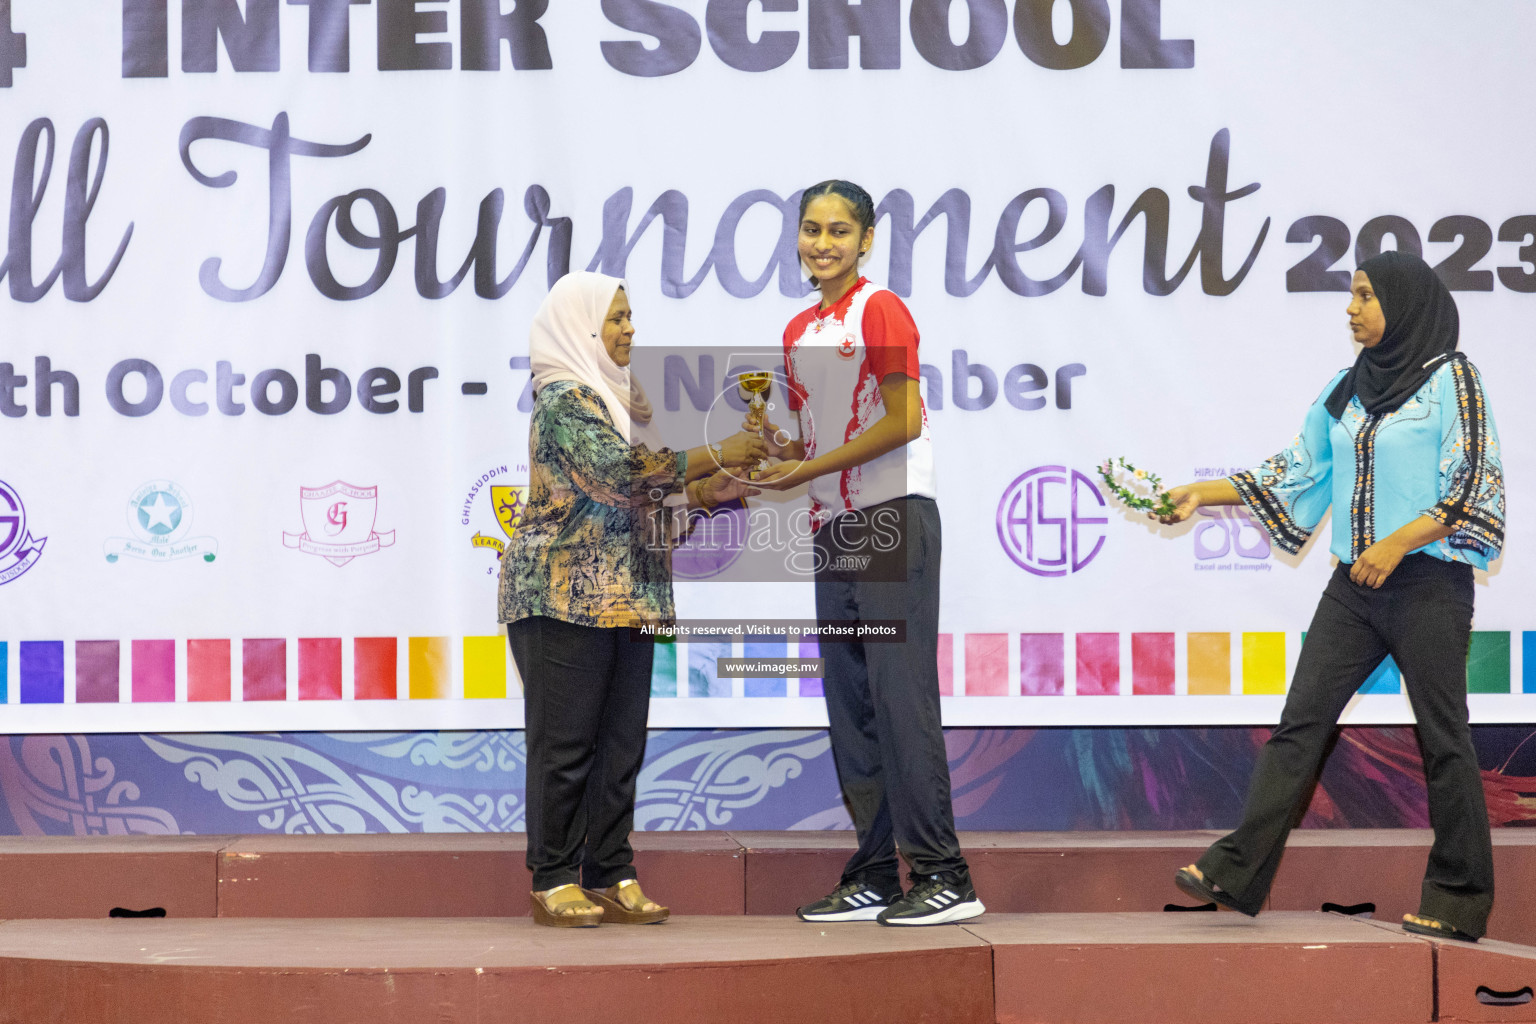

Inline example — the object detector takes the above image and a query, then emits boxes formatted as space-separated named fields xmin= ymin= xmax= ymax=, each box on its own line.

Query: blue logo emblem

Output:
xmin=107 ymin=480 xmax=218 ymax=563
xmin=137 ymin=488 xmax=183 ymax=536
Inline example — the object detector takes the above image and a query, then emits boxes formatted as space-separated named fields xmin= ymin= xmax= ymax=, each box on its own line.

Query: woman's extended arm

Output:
xmin=1155 ymin=480 xmax=1243 ymax=524
xmin=1157 ymin=375 xmax=1344 ymax=548
xmin=685 ymin=470 xmax=761 ymax=510
xmin=683 ymin=433 xmax=769 ymax=482
xmin=545 ymin=387 xmax=685 ymax=508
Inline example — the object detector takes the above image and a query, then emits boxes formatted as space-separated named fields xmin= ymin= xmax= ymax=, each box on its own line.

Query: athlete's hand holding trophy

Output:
xmin=738 ymin=371 xmax=774 ymax=478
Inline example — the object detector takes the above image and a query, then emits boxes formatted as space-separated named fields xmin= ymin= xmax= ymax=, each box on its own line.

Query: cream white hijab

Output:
xmin=529 ymin=271 xmax=661 ymax=448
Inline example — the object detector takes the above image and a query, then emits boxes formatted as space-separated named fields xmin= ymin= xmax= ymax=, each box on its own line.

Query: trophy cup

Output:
xmin=737 ymin=371 xmax=773 ymax=474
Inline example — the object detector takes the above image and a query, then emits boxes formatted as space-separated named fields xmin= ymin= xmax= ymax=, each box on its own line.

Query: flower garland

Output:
xmin=1097 ymin=457 xmax=1177 ymax=517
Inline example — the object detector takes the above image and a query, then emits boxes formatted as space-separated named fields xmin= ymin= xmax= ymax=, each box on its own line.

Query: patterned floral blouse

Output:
xmin=1232 ymin=355 xmax=1504 ymax=569
xmin=498 ymin=381 xmax=687 ymax=628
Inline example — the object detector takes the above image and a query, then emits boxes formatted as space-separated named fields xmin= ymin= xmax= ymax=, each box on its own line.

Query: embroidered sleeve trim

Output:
xmin=1230 ymin=470 xmax=1310 ymax=555
xmin=1425 ymin=502 xmax=1502 ymax=553
xmin=1438 ymin=356 xmax=1505 ymax=553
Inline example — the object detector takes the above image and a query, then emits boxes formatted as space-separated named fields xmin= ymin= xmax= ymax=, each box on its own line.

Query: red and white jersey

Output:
xmin=782 ymin=278 xmax=936 ymax=525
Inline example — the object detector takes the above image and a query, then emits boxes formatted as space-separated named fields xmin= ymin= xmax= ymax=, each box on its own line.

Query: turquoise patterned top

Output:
xmin=1231 ymin=355 xmax=1504 ymax=569
xmin=498 ymin=381 xmax=687 ymax=628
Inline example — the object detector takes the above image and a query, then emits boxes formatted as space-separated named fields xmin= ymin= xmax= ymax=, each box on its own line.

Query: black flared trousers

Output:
xmin=1198 ymin=555 xmax=1493 ymax=937
xmin=815 ymin=496 xmax=968 ymax=889
xmin=508 ymin=615 xmax=655 ymax=892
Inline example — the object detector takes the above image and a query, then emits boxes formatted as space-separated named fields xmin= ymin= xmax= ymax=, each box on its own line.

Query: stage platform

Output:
xmin=2 ymin=829 xmax=1535 ymax=942
xmin=3 ymin=912 xmax=1535 ymax=1024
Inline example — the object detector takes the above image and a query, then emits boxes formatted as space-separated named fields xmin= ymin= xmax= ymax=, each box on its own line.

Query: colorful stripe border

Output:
xmin=0 ymin=632 xmax=1523 ymax=702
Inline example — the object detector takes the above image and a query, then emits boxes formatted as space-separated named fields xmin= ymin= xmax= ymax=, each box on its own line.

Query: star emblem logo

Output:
xmin=110 ymin=480 xmax=216 ymax=563
xmin=136 ymin=491 xmax=183 ymax=536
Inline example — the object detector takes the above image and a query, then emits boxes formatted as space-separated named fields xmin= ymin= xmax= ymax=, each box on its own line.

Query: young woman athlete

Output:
xmin=752 ymin=180 xmax=983 ymax=926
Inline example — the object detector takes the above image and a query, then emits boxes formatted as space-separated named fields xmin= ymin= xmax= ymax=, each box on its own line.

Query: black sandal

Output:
xmin=1174 ymin=866 xmax=1256 ymax=917
xmin=1402 ymin=914 xmax=1478 ymax=943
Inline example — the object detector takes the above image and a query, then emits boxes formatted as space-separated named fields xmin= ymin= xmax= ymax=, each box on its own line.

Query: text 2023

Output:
xmin=1286 ymin=214 xmax=1536 ymax=293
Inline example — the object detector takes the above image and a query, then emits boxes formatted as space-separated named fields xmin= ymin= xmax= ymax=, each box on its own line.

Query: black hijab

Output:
xmin=1324 ymin=250 xmax=1459 ymax=419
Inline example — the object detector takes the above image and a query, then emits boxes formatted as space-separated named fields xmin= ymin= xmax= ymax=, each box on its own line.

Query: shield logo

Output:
xmin=285 ymin=481 xmax=394 ymax=566
xmin=300 ymin=482 xmax=379 ymax=546
xmin=492 ymin=485 xmax=527 ymax=541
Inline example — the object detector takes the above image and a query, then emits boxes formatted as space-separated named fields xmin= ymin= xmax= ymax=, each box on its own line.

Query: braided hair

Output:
xmin=799 ymin=180 xmax=876 ymax=286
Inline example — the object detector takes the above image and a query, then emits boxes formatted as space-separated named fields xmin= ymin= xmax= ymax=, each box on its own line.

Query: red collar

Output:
xmin=811 ymin=277 xmax=869 ymax=322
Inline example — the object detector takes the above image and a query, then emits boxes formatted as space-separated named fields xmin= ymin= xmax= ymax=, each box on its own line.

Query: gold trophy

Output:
xmin=737 ymin=371 xmax=773 ymax=474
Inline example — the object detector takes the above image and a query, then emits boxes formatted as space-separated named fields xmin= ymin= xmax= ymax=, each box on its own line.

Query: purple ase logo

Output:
xmin=0 ymin=480 xmax=45 ymax=585
xmin=997 ymin=466 xmax=1108 ymax=577
xmin=672 ymin=502 xmax=749 ymax=580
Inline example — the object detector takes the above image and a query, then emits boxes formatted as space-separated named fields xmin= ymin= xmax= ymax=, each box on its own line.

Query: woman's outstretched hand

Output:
xmin=713 ymin=432 xmax=769 ymax=470
xmin=704 ymin=470 xmax=760 ymax=505
xmin=1152 ymin=485 xmax=1202 ymax=525
xmin=750 ymin=459 xmax=807 ymax=491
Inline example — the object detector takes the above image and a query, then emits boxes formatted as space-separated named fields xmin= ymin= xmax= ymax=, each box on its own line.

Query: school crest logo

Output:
xmin=489 ymin=485 xmax=527 ymax=549
xmin=106 ymin=480 xmax=218 ymax=563
xmin=463 ymin=464 xmax=528 ymax=575
xmin=283 ymin=481 xmax=395 ymax=567
xmin=0 ymin=480 xmax=45 ymax=585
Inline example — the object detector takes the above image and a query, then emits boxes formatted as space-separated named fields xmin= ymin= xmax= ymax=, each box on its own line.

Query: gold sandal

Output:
xmin=582 ymin=879 xmax=669 ymax=925
xmin=1403 ymin=912 xmax=1478 ymax=943
xmin=531 ymin=883 xmax=603 ymax=928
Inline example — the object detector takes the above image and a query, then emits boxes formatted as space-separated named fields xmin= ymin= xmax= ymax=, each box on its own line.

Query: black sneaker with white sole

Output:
xmin=877 ymin=874 xmax=985 ymax=926
xmin=795 ymin=880 xmax=901 ymax=922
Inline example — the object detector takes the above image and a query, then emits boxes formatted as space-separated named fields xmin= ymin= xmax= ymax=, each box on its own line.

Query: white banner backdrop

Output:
xmin=0 ymin=1 xmax=1531 ymax=730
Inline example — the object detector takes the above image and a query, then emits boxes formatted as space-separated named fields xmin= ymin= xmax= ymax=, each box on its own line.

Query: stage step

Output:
xmin=1273 ymin=830 xmax=1536 ymax=949
xmin=975 ymin=911 xmax=1432 ymax=1024
xmin=0 ymin=916 xmax=995 ymax=1024
xmin=1 ymin=831 xmax=1533 ymax=944
xmin=3 ymin=912 xmax=1532 ymax=1024
xmin=0 ymin=836 xmax=224 ymax=919
xmin=1420 ymin=928 xmax=1536 ymax=1024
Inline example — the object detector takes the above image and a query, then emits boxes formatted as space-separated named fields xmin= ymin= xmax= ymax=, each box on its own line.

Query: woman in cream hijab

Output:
xmin=500 ymin=271 xmax=763 ymax=927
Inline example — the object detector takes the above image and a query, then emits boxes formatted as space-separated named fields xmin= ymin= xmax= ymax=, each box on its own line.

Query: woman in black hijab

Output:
xmin=1324 ymin=250 xmax=1462 ymax=419
xmin=1153 ymin=250 xmax=1505 ymax=941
